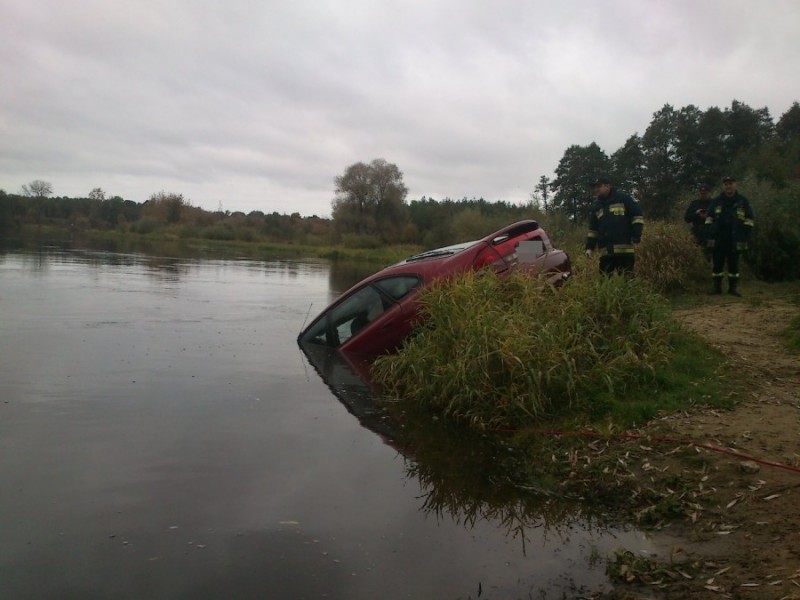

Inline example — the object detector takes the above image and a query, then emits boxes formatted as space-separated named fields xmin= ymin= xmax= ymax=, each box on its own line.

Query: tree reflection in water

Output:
xmin=298 ymin=342 xmax=621 ymax=553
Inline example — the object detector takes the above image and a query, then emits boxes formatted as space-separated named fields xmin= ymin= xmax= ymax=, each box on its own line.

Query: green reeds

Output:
xmin=372 ymin=268 xmax=681 ymax=430
xmin=634 ymin=221 xmax=709 ymax=293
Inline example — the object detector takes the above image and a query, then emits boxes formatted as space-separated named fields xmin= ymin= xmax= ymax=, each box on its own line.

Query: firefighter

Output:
xmin=585 ymin=176 xmax=644 ymax=275
xmin=704 ymin=175 xmax=755 ymax=296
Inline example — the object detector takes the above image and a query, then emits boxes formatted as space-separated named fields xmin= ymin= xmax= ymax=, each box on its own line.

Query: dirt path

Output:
xmin=627 ymin=298 xmax=800 ymax=598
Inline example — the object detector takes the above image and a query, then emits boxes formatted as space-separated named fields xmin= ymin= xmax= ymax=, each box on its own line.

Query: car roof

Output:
xmin=347 ymin=219 xmax=543 ymax=285
xmin=400 ymin=220 xmax=540 ymax=262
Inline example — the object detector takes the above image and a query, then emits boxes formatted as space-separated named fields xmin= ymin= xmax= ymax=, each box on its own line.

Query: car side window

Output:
xmin=301 ymin=284 xmax=395 ymax=347
xmin=516 ymin=238 xmax=545 ymax=265
xmin=373 ymin=276 xmax=420 ymax=300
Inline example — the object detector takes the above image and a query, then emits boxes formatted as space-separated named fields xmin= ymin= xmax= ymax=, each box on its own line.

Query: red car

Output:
xmin=297 ymin=220 xmax=571 ymax=356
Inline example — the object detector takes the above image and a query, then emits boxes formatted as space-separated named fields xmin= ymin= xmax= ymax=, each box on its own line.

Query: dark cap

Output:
xmin=590 ymin=176 xmax=611 ymax=186
xmin=722 ymin=175 xmax=736 ymax=183
xmin=698 ymin=184 xmax=710 ymax=192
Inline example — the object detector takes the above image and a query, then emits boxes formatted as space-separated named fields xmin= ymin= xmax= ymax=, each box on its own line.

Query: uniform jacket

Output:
xmin=585 ymin=188 xmax=644 ymax=255
xmin=704 ymin=192 xmax=754 ymax=250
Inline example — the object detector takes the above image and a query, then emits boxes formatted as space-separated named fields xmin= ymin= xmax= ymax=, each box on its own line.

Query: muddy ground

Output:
xmin=607 ymin=296 xmax=800 ymax=599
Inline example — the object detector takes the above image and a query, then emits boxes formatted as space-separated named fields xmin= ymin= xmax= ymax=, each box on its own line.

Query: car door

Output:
xmin=340 ymin=275 xmax=422 ymax=355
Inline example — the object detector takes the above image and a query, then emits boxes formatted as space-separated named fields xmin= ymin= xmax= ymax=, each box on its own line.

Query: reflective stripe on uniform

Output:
xmin=609 ymin=244 xmax=634 ymax=254
xmin=608 ymin=203 xmax=626 ymax=216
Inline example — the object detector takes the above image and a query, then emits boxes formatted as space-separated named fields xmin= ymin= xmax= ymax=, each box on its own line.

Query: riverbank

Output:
xmin=369 ymin=270 xmax=799 ymax=597
xmin=12 ymin=224 xmax=420 ymax=264
xmin=599 ymin=294 xmax=800 ymax=599
xmin=377 ymin=273 xmax=800 ymax=598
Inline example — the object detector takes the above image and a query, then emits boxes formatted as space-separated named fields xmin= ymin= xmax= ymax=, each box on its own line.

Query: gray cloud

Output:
xmin=1 ymin=0 xmax=798 ymax=217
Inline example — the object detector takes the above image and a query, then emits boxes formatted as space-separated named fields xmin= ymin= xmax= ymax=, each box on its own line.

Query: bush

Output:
xmin=745 ymin=177 xmax=800 ymax=281
xmin=178 ymin=224 xmax=201 ymax=239
xmin=131 ymin=217 xmax=160 ymax=235
xmin=341 ymin=233 xmax=382 ymax=249
xmin=372 ymin=269 xmax=678 ymax=430
xmin=202 ymin=224 xmax=235 ymax=241
xmin=234 ymin=227 xmax=256 ymax=242
xmin=635 ymin=221 xmax=709 ymax=293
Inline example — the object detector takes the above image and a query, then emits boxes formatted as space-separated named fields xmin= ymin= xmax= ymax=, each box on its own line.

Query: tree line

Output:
xmin=2 ymin=99 xmax=798 ymax=259
xmin=547 ymin=100 xmax=800 ymax=221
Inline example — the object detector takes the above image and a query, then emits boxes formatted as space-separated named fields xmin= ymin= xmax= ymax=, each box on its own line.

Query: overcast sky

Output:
xmin=2 ymin=1 xmax=798 ymax=217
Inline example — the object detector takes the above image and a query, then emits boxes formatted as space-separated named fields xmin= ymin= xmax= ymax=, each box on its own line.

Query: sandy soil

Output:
xmin=617 ymin=297 xmax=800 ymax=599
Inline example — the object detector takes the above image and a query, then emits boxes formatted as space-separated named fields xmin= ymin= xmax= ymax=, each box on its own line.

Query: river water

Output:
xmin=0 ymin=241 xmax=655 ymax=599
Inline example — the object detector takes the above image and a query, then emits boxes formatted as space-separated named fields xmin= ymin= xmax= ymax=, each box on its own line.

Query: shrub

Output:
xmin=745 ymin=177 xmax=800 ymax=281
xmin=131 ymin=217 xmax=160 ymax=235
xmin=178 ymin=224 xmax=201 ymax=239
xmin=341 ymin=233 xmax=382 ymax=249
xmin=202 ymin=224 xmax=235 ymax=241
xmin=235 ymin=227 xmax=256 ymax=242
xmin=635 ymin=221 xmax=709 ymax=293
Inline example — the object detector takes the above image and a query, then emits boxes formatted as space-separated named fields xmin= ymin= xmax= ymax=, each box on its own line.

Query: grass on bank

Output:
xmin=785 ymin=314 xmax=800 ymax=352
xmin=20 ymin=223 xmax=420 ymax=265
xmin=371 ymin=263 xmax=734 ymax=432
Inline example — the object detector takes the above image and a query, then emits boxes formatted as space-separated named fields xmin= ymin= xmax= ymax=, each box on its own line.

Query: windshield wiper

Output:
xmin=404 ymin=249 xmax=457 ymax=262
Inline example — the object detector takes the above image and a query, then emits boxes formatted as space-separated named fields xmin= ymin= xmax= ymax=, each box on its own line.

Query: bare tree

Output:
xmin=88 ymin=187 xmax=106 ymax=201
xmin=21 ymin=180 xmax=53 ymax=198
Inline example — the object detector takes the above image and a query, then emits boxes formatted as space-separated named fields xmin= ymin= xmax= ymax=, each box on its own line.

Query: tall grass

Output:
xmin=556 ymin=219 xmax=711 ymax=295
xmin=745 ymin=176 xmax=800 ymax=281
xmin=634 ymin=221 xmax=709 ymax=293
xmin=372 ymin=268 xmax=688 ymax=430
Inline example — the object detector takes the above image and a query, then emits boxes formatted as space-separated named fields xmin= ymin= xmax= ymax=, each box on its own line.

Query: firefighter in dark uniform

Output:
xmin=684 ymin=183 xmax=712 ymax=247
xmin=585 ymin=176 xmax=645 ymax=275
xmin=704 ymin=175 xmax=755 ymax=296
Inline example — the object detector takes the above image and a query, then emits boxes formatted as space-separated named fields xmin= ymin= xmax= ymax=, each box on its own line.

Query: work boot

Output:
xmin=728 ymin=278 xmax=741 ymax=297
xmin=708 ymin=278 xmax=723 ymax=295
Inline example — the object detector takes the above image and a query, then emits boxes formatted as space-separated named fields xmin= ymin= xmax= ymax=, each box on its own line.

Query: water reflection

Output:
xmin=298 ymin=343 xmax=621 ymax=553
xmin=298 ymin=343 xmax=397 ymax=442
xmin=0 ymin=237 xmax=335 ymax=286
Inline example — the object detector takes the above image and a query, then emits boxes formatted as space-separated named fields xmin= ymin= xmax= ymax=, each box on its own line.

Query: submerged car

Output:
xmin=297 ymin=220 xmax=571 ymax=357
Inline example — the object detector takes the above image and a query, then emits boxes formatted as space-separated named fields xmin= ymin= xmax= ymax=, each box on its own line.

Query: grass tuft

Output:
xmin=372 ymin=267 xmax=731 ymax=430
xmin=784 ymin=314 xmax=800 ymax=352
